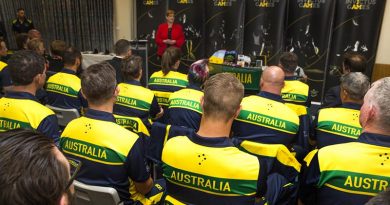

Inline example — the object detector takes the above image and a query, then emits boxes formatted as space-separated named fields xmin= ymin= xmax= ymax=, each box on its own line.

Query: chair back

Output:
xmin=72 ymin=180 xmax=123 ymax=205
xmin=46 ymin=105 xmax=80 ymax=127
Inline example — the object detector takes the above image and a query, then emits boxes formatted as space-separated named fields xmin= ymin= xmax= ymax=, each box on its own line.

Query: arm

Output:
xmin=155 ymin=24 xmax=165 ymax=47
xmin=37 ymin=114 xmax=61 ymax=145
xmin=299 ymin=151 xmax=321 ymax=205
xmin=322 ymin=86 xmax=341 ymax=108
xmin=125 ymin=137 xmax=153 ymax=195
xmin=149 ymin=95 xmax=162 ymax=119
xmin=78 ymin=91 xmax=88 ymax=115
xmin=174 ymin=24 xmax=185 ymax=48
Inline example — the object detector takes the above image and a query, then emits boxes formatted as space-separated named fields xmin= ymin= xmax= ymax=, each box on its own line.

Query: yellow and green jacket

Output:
xmin=300 ymin=132 xmax=390 ymax=205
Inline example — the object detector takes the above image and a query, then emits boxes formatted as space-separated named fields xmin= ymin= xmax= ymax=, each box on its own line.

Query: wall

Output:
xmin=373 ymin=0 xmax=390 ymax=81
xmin=113 ymin=0 xmax=134 ymax=41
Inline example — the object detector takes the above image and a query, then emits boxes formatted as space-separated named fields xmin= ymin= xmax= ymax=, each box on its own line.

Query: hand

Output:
xmin=154 ymin=107 xmax=164 ymax=119
xmin=170 ymin=40 xmax=176 ymax=45
xmin=163 ymin=39 xmax=170 ymax=44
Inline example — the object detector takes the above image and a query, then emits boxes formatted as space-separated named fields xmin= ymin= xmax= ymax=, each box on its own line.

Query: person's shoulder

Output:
xmin=27 ymin=19 xmax=33 ymax=24
xmin=11 ymin=19 xmax=17 ymax=24
xmin=173 ymin=23 xmax=183 ymax=29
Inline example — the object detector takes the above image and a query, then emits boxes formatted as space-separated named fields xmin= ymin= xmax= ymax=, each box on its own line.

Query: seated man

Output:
xmin=323 ymin=51 xmax=367 ymax=108
xmin=0 ymin=50 xmax=60 ymax=143
xmin=312 ymin=72 xmax=370 ymax=148
xmin=0 ymin=129 xmax=73 ymax=205
xmin=279 ymin=52 xmax=311 ymax=151
xmin=60 ymin=63 xmax=163 ymax=204
xmin=162 ymin=73 xmax=267 ymax=204
xmin=300 ymin=77 xmax=390 ymax=205
xmin=167 ymin=59 xmax=209 ymax=130
xmin=107 ymin=39 xmax=132 ymax=83
xmin=46 ymin=46 xmax=87 ymax=114
xmin=47 ymin=40 xmax=67 ymax=73
xmin=114 ymin=55 xmax=162 ymax=125
xmin=232 ymin=66 xmax=300 ymax=147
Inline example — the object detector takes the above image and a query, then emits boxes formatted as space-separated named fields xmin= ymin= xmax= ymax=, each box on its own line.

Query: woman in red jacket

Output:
xmin=155 ymin=10 xmax=185 ymax=57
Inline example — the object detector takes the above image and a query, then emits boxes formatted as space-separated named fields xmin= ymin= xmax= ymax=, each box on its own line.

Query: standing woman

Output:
xmin=155 ymin=10 xmax=185 ymax=57
xmin=148 ymin=47 xmax=188 ymax=122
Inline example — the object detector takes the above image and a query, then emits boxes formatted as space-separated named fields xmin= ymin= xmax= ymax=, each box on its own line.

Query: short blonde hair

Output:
xmin=166 ymin=9 xmax=175 ymax=17
xmin=203 ymin=73 xmax=244 ymax=122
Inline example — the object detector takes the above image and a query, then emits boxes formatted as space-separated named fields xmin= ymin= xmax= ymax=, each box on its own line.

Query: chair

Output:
xmin=72 ymin=180 xmax=123 ymax=205
xmin=46 ymin=105 xmax=80 ymax=127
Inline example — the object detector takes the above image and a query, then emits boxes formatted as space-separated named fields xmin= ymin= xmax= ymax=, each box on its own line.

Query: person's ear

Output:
xmin=200 ymin=96 xmax=204 ymax=112
xmin=80 ymin=89 xmax=87 ymax=99
xmin=75 ymin=58 xmax=81 ymax=67
xmin=233 ymin=105 xmax=242 ymax=119
xmin=114 ymin=86 xmax=120 ymax=97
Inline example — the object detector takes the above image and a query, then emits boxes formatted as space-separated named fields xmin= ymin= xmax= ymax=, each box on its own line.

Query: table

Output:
xmin=81 ymin=53 xmax=115 ymax=69
xmin=208 ymin=63 xmax=263 ymax=92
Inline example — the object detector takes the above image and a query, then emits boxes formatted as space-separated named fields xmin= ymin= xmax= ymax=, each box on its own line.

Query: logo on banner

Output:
xmin=143 ymin=0 xmax=159 ymax=5
xmin=213 ymin=0 xmax=236 ymax=7
xmin=177 ymin=0 xmax=193 ymax=3
xmin=254 ymin=0 xmax=280 ymax=8
xmin=297 ymin=0 xmax=326 ymax=9
xmin=346 ymin=0 xmax=376 ymax=10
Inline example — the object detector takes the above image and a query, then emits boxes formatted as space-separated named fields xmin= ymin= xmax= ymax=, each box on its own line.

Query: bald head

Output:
xmin=260 ymin=66 xmax=285 ymax=95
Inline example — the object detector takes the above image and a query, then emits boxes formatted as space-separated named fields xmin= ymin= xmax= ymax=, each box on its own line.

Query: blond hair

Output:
xmin=203 ymin=73 xmax=244 ymax=122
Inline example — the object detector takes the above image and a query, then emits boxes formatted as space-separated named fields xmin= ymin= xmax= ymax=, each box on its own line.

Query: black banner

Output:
xmin=204 ymin=0 xmax=245 ymax=57
xmin=324 ymin=0 xmax=386 ymax=93
xmin=243 ymin=0 xmax=287 ymax=65
xmin=136 ymin=0 xmax=167 ymax=74
xmin=168 ymin=0 xmax=205 ymax=62
xmin=286 ymin=0 xmax=336 ymax=102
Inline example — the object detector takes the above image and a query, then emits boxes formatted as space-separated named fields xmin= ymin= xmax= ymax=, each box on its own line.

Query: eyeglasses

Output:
xmin=66 ymin=157 xmax=82 ymax=190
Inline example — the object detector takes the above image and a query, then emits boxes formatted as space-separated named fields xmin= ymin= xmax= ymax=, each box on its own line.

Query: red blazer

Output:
xmin=155 ymin=23 xmax=185 ymax=56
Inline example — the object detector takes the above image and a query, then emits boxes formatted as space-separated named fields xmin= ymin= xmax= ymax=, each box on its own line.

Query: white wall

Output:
xmin=113 ymin=0 xmax=134 ymax=42
xmin=375 ymin=1 xmax=390 ymax=64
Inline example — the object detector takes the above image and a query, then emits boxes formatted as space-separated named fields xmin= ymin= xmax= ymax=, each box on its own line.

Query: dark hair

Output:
xmin=0 ymin=129 xmax=69 ymax=205
xmin=114 ymin=39 xmax=131 ymax=56
xmin=50 ymin=40 xmax=67 ymax=57
xmin=279 ymin=52 xmax=298 ymax=73
xmin=17 ymin=8 xmax=24 ymax=12
xmin=203 ymin=73 xmax=244 ymax=122
xmin=15 ymin=33 xmax=29 ymax=50
xmin=63 ymin=46 xmax=81 ymax=66
xmin=161 ymin=47 xmax=181 ymax=75
xmin=8 ymin=50 xmax=45 ymax=86
xmin=365 ymin=189 xmax=390 ymax=205
xmin=122 ymin=55 xmax=142 ymax=81
xmin=188 ymin=59 xmax=209 ymax=87
xmin=343 ymin=51 xmax=367 ymax=73
xmin=81 ymin=63 xmax=117 ymax=105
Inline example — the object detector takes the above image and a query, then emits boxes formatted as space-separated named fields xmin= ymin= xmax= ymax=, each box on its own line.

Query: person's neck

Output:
xmin=168 ymin=22 xmax=173 ymax=27
xmin=88 ymin=102 xmax=114 ymax=113
xmin=11 ymin=85 xmax=36 ymax=96
xmin=285 ymin=72 xmax=295 ymax=77
xmin=64 ymin=65 xmax=78 ymax=72
xmin=18 ymin=17 xmax=25 ymax=22
xmin=342 ymin=99 xmax=363 ymax=105
xmin=197 ymin=117 xmax=232 ymax=138
xmin=261 ymin=86 xmax=281 ymax=96
xmin=363 ymin=124 xmax=390 ymax=137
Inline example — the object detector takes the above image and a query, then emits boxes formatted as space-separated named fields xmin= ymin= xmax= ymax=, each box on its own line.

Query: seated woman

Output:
xmin=167 ymin=59 xmax=209 ymax=131
xmin=148 ymin=47 xmax=188 ymax=122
